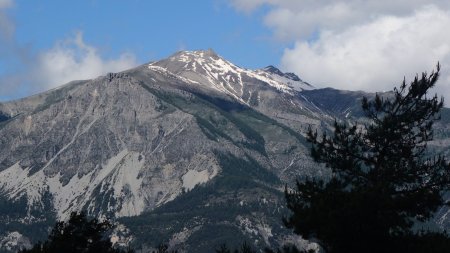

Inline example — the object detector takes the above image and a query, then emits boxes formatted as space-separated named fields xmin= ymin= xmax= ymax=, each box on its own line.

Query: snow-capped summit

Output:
xmin=262 ymin=66 xmax=286 ymax=78
xmin=255 ymin=65 xmax=314 ymax=92
xmin=262 ymin=66 xmax=302 ymax=82
xmin=148 ymin=49 xmax=314 ymax=104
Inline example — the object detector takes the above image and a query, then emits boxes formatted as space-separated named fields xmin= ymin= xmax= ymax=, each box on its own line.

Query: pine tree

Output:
xmin=283 ymin=64 xmax=450 ymax=253
xmin=216 ymin=244 xmax=232 ymax=253
xmin=151 ymin=244 xmax=178 ymax=253
xmin=214 ymin=242 xmax=256 ymax=253
xmin=264 ymin=245 xmax=314 ymax=253
xmin=20 ymin=212 xmax=133 ymax=253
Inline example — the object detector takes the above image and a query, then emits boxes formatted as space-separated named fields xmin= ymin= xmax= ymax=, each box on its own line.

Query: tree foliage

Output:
xmin=264 ymin=244 xmax=315 ymax=253
xmin=150 ymin=244 xmax=178 ymax=253
xmin=215 ymin=242 xmax=257 ymax=253
xmin=284 ymin=64 xmax=450 ymax=253
xmin=19 ymin=212 xmax=132 ymax=253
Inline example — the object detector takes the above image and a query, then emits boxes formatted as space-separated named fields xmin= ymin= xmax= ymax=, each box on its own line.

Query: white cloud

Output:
xmin=280 ymin=6 xmax=450 ymax=97
xmin=33 ymin=32 xmax=138 ymax=89
xmin=0 ymin=0 xmax=138 ymax=100
xmin=0 ymin=30 xmax=138 ymax=100
xmin=229 ymin=0 xmax=271 ymax=13
xmin=230 ymin=0 xmax=450 ymax=100
xmin=232 ymin=0 xmax=450 ymax=40
xmin=0 ymin=0 xmax=12 ymax=8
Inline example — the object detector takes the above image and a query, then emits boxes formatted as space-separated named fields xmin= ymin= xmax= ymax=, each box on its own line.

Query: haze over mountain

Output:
xmin=0 ymin=50 xmax=449 ymax=253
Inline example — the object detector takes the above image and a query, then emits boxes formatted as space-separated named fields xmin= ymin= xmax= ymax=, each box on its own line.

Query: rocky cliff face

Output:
xmin=0 ymin=50 xmax=449 ymax=252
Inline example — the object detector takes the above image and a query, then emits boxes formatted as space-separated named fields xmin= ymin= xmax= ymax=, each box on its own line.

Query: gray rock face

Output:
xmin=0 ymin=72 xmax=223 ymax=219
xmin=0 ymin=49 xmax=449 ymax=252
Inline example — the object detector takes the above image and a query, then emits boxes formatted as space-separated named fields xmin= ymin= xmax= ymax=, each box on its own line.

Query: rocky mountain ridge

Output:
xmin=0 ymin=49 xmax=449 ymax=253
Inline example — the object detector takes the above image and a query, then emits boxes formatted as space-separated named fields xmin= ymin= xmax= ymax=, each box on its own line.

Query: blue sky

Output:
xmin=11 ymin=0 xmax=283 ymax=67
xmin=0 ymin=0 xmax=289 ymax=100
xmin=1 ymin=0 xmax=450 ymax=101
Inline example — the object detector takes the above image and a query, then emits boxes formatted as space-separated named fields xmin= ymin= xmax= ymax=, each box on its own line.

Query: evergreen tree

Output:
xmin=151 ymin=244 xmax=178 ymax=253
xmin=264 ymin=244 xmax=314 ymax=253
xmin=284 ymin=64 xmax=450 ymax=253
xmin=216 ymin=244 xmax=232 ymax=253
xmin=20 ymin=212 xmax=133 ymax=253
xmin=214 ymin=242 xmax=256 ymax=253
xmin=237 ymin=241 xmax=257 ymax=253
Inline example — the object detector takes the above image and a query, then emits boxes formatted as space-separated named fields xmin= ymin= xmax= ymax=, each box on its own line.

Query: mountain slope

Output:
xmin=0 ymin=50 xmax=323 ymax=252
xmin=0 ymin=49 xmax=449 ymax=252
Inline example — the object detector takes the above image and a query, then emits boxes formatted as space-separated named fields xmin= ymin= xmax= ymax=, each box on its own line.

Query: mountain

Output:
xmin=0 ymin=49 xmax=449 ymax=253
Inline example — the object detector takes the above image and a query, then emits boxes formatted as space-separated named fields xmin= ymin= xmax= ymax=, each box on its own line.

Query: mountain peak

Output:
xmin=284 ymin=72 xmax=301 ymax=82
xmin=263 ymin=65 xmax=285 ymax=76
xmin=148 ymin=49 xmax=314 ymax=98
xmin=170 ymin=49 xmax=220 ymax=62
xmin=262 ymin=65 xmax=302 ymax=82
xmin=203 ymin=48 xmax=218 ymax=57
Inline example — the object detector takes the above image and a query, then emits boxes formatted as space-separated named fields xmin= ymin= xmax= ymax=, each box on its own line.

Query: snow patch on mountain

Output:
xmin=150 ymin=50 xmax=314 ymax=103
xmin=254 ymin=66 xmax=314 ymax=91
xmin=147 ymin=64 xmax=200 ymax=85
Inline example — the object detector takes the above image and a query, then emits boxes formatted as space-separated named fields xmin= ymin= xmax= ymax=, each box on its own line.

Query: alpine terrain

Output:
xmin=0 ymin=49 xmax=449 ymax=252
